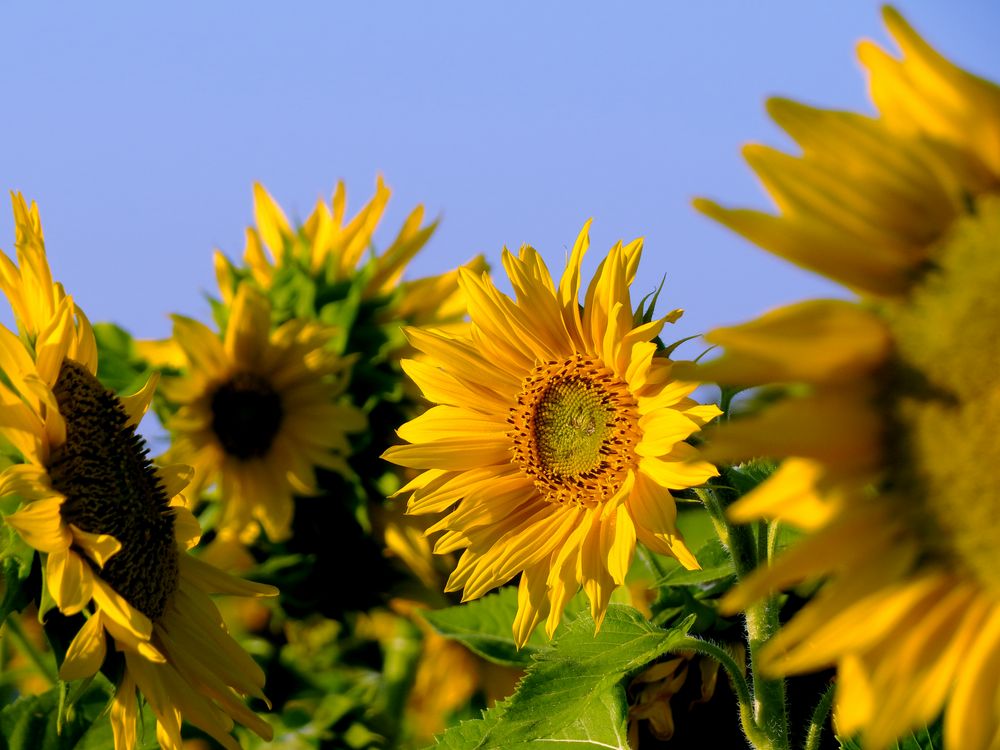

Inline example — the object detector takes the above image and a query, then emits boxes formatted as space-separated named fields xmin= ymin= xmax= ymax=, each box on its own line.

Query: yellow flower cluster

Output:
xmin=0 ymin=7 xmax=994 ymax=750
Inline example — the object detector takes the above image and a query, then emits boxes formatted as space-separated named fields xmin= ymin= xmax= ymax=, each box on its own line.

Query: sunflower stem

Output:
xmin=729 ymin=519 xmax=789 ymax=749
xmin=743 ymin=594 xmax=789 ymax=750
xmin=4 ymin=615 xmax=56 ymax=686
xmin=803 ymin=681 xmax=835 ymax=750
xmin=767 ymin=520 xmax=782 ymax=565
xmin=693 ymin=487 xmax=733 ymax=551
xmin=677 ymin=635 xmax=770 ymax=750
xmin=699 ymin=482 xmax=789 ymax=750
xmin=755 ymin=520 xmax=769 ymax=568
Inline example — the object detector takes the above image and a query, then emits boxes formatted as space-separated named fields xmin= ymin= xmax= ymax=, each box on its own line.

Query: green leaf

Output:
xmin=0 ymin=680 xmax=158 ymax=750
xmin=655 ymin=538 xmax=735 ymax=587
xmin=433 ymin=605 xmax=691 ymax=748
xmin=839 ymin=721 xmax=943 ymax=750
xmin=92 ymin=322 xmax=150 ymax=396
xmin=0 ymin=525 xmax=35 ymax=628
xmin=420 ymin=587 xmax=585 ymax=667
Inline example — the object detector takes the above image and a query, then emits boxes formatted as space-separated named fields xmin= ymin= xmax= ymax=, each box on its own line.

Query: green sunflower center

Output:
xmin=210 ymin=372 xmax=283 ymax=460
xmin=535 ymin=378 xmax=616 ymax=476
xmin=886 ymin=195 xmax=1000 ymax=591
xmin=510 ymin=354 xmax=639 ymax=507
xmin=49 ymin=360 xmax=178 ymax=621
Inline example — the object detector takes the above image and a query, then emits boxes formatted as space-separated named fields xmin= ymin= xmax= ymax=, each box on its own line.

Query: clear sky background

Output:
xmin=1 ymin=2 xmax=998 ymax=349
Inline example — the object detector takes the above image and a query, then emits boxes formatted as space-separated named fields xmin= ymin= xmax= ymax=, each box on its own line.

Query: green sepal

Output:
xmin=633 ymin=276 xmax=665 ymax=326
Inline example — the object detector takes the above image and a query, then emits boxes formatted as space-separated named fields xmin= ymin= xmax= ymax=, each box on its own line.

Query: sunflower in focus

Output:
xmin=384 ymin=223 xmax=720 ymax=646
xmin=159 ymin=282 xmax=365 ymax=542
xmin=0 ymin=194 xmax=277 ymax=750
xmin=691 ymin=8 xmax=1000 ymax=749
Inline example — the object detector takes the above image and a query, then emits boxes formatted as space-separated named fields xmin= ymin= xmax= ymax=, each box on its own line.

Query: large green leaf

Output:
xmin=432 ymin=605 xmax=691 ymax=748
xmin=420 ymin=587 xmax=584 ymax=668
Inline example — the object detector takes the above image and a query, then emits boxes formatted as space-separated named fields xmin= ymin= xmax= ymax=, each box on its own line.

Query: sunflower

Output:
xmin=213 ymin=178 xmax=484 ymax=339
xmin=0 ymin=193 xmax=277 ymax=750
xmin=689 ymin=8 xmax=1000 ymax=749
xmin=627 ymin=643 xmax=742 ymax=749
xmin=383 ymin=223 xmax=720 ymax=646
xmin=159 ymin=282 xmax=365 ymax=543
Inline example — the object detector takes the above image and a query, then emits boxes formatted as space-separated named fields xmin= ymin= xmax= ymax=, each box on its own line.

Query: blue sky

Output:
xmin=1 ymin=2 xmax=998 ymax=348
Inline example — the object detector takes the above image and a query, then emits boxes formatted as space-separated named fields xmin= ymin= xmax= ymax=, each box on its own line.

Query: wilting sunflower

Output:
xmin=0 ymin=193 xmax=277 ymax=750
xmin=384 ymin=223 xmax=720 ymax=646
xmin=690 ymin=8 xmax=1000 ymax=750
xmin=160 ymin=282 xmax=365 ymax=542
xmin=213 ymin=178 xmax=484 ymax=338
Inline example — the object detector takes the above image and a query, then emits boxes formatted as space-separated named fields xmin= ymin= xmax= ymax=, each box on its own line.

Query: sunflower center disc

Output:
xmin=887 ymin=198 xmax=1000 ymax=591
xmin=509 ymin=354 xmax=639 ymax=507
xmin=48 ymin=360 xmax=178 ymax=621
xmin=535 ymin=378 xmax=616 ymax=477
xmin=210 ymin=372 xmax=283 ymax=460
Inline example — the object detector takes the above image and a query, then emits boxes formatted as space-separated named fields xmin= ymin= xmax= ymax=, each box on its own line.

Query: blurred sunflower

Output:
xmin=0 ymin=194 xmax=277 ymax=750
xmin=627 ymin=643 xmax=743 ymax=748
xmin=214 ymin=178 xmax=484 ymax=342
xmin=159 ymin=282 xmax=365 ymax=543
xmin=384 ymin=223 xmax=720 ymax=646
xmin=690 ymin=8 xmax=1000 ymax=750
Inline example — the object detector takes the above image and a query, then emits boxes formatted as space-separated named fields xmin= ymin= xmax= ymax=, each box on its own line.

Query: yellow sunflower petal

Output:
xmin=727 ymin=458 xmax=842 ymax=531
xmin=5 ymin=496 xmax=71 ymax=553
xmin=178 ymin=553 xmax=278 ymax=598
xmin=46 ymin=549 xmax=94 ymax=615
xmin=171 ymin=505 xmax=202 ymax=550
xmin=59 ymin=611 xmax=107 ymax=681
xmin=111 ymin=671 xmax=138 ymax=750
xmin=693 ymin=199 xmax=913 ymax=296
xmin=224 ymin=284 xmax=272 ymax=370
xmin=703 ymin=387 xmax=882 ymax=469
xmin=252 ymin=182 xmax=292 ymax=256
xmin=693 ymin=300 xmax=891 ymax=386
xmin=513 ymin=564 xmax=551 ymax=649
xmin=91 ymin=577 xmax=153 ymax=642
xmin=69 ymin=525 xmax=122 ymax=568
xmin=119 ymin=372 xmax=159 ymax=429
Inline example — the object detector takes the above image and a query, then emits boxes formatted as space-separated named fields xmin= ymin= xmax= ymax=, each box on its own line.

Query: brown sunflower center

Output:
xmin=886 ymin=196 xmax=1000 ymax=592
xmin=210 ymin=372 xmax=283 ymax=460
xmin=48 ymin=360 xmax=178 ymax=621
xmin=509 ymin=354 xmax=639 ymax=507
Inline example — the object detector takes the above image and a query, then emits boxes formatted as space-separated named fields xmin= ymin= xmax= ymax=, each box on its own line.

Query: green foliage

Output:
xmin=420 ymin=587 xmax=586 ymax=668
xmin=656 ymin=538 xmax=735 ymax=588
xmin=0 ymin=681 xmax=157 ymax=750
xmin=839 ymin=723 xmax=943 ymax=750
xmin=432 ymin=605 xmax=691 ymax=749
xmin=92 ymin=322 xmax=153 ymax=396
xmin=0 ymin=526 xmax=35 ymax=631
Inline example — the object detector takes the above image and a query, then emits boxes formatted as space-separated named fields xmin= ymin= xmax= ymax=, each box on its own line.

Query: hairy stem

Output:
xmin=700 ymin=482 xmax=789 ymax=750
xmin=678 ymin=635 xmax=771 ymax=750
xmin=803 ymin=682 xmax=836 ymax=750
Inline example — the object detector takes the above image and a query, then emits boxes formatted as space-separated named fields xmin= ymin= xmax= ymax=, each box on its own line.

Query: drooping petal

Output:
xmin=59 ymin=611 xmax=107 ymax=680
